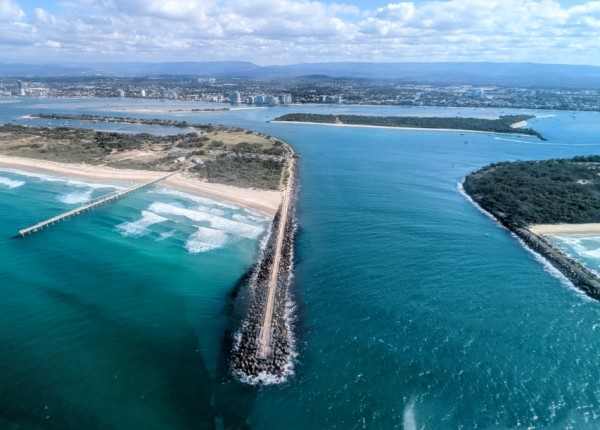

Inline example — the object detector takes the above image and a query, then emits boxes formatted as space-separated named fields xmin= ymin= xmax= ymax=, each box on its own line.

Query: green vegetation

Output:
xmin=191 ymin=155 xmax=285 ymax=189
xmin=274 ymin=113 xmax=545 ymax=140
xmin=34 ymin=113 xmax=210 ymax=130
xmin=0 ymin=121 xmax=290 ymax=190
xmin=463 ymin=156 xmax=600 ymax=226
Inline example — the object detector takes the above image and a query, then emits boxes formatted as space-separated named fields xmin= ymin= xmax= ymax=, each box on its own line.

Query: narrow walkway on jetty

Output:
xmin=256 ymin=159 xmax=295 ymax=359
xmin=18 ymin=170 xmax=180 ymax=237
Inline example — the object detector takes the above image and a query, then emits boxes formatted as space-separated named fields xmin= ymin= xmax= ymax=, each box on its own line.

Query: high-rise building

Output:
xmin=230 ymin=90 xmax=241 ymax=105
xmin=281 ymin=94 xmax=292 ymax=104
xmin=265 ymin=95 xmax=279 ymax=105
xmin=16 ymin=80 xmax=25 ymax=96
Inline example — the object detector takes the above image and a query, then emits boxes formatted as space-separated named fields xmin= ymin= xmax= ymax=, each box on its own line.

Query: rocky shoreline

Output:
xmin=230 ymin=157 xmax=298 ymax=383
xmin=514 ymin=226 xmax=600 ymax=300
xmin=461 ymin=181 xmax=600 ymax=300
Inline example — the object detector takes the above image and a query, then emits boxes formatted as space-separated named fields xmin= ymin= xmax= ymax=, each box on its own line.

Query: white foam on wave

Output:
xmin=402 ymin=397 xmax=418 ymax=430
xmin=0 ymin=176 xmax=25 ymax=189
xmin=233 ymin=219 xmax=299 ymax=386
xmin=65 ymin=179 xmax=121 ymax=190
xmin=185 ymin=226 xmax=229 ymax=253
xmin=210 ymin=216 xmax=263 ymax=239
xmin=57 ymin=189 xmax=93 ymax=204
xmin=152 ymin=188 xmax=239 ymax=210
xmin=0 ymin=168 xmax=122 ymax=190
xmin=494 ymin=137 xmax=543 ymax=145
xmin=494 ymin=137 xmax=600 ymax=147
xmin=116 ymin=211 xmax=169 ymax=237
xmin=550 ymin=235 xmax=600 ymax=261
xmin=149 ymin=202 xmax=264 ymax=239
xmin=233 ymin=298 xmax=298 ymax=386
xmin=233 ymin=213 xmax=267 ymax=224
xmin=157 ymin=230 xmax=177 ymax=241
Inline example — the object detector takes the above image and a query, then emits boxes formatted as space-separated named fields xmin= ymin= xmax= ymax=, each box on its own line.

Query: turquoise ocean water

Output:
xmin=2 ymin=99 xmax=600 ymax=428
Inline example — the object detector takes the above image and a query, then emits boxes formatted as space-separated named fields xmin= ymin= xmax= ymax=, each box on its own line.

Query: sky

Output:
xmin=1 ymin=0 xmax=600 ymax=66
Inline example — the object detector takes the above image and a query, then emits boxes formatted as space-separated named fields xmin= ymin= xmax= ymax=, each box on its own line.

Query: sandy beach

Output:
xmin=271 ymin=120 xmax=534 ymax=137
xmin=0 ymin=154 xmax=281 ymax=216
xmin=528 ymin=223 xmax=600 ymax=235
xmin=510 ymin=120 xmax=528 ymax=129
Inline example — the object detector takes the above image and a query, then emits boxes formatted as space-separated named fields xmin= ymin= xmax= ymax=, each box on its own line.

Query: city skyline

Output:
xmin=0 ymin=0 xmax=599 ymax=66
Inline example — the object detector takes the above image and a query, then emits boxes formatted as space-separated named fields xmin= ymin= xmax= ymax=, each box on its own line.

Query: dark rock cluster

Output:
xmin=514 ymin=226 xmax=600 ymax=300
xmin=231 ymin=165 xmax=298 ymax=381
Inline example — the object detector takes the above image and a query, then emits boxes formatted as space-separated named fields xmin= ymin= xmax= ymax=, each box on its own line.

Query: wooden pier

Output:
xmin=18 ymin=171 xmax=179 ymax=237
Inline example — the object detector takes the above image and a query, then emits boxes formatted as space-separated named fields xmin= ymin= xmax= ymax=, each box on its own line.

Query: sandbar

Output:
xmin=0 ymin=154 xmax=281 ymax=216
xmin=528 ymin=223 xmax=600 ymax=235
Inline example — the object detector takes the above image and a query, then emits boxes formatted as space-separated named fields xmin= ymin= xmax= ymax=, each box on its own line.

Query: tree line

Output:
xmin=463 ymin=157 xmax=600 ymax=226
xmin=274 ymin=113 xmax=545 ymax=140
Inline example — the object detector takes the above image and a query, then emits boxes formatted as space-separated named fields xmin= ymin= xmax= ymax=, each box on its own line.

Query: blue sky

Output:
xmin=1 ymin=0 xmax=600 ymax=65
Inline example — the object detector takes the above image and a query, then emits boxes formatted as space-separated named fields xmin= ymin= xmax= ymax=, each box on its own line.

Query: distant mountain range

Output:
xmin=1 ymin=61 xmax=598 ymax=89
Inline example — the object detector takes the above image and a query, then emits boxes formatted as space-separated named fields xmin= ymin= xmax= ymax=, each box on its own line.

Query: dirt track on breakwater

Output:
xmin=231 ymin=152 xmax=298 ymax=383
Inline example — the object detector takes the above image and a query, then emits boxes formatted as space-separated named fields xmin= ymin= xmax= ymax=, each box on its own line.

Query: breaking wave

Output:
xmin=57 ymin=189 xmax=93 ymax=205
xmin=116 ymin=211 xmax=169 ymax=237
xmin=151 ymin=188 xmax=239 ymax=210
xmin=149 ymin=202 xmax=264 ymax=239
xmin=0 ymin=168 xmax=122 ymax=190
xmin=0 ymin=176 xmax=25 ymax=189
xmin=185 ymin=226 xmax=229 ymax=253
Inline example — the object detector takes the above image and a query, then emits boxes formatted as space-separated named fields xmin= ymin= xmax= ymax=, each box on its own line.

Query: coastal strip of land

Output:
xmin=0 ymin=154 xmax=281 ymax=215
xmin=463 ymin=156 xmax=600 ymax=300
xmin=272 ymin=113 xmax=545 ymax=140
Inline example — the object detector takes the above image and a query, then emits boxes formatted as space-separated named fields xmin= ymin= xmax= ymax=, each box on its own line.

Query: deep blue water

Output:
xmin=2 ymin=98 xmax=600 ymax=428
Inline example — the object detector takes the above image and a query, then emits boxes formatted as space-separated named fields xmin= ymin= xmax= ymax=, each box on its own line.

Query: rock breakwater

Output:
xmin=231 ymin=157 xmax=298 ymax=384
xmin=460 ymin=179 xmax=600 ymax=301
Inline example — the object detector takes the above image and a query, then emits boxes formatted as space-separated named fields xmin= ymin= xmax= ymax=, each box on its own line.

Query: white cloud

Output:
xmin=0 ymin=0 xmax=24 ymax=21
xmin=0 ymin=0 xmax=598 ymax=65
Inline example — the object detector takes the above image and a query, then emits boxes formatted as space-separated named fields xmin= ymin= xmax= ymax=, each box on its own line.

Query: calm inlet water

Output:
xmin=2 ymin=99 xmax=600 ymax=428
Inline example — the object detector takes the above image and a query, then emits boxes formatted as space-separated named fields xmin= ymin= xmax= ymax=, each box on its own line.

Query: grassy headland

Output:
xmin=273 ymin=113 xmax=545 ymax=140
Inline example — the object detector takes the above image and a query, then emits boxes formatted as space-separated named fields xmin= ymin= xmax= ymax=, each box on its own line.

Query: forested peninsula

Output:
xmin=463 ymin=156 xmax=600 ymax=300
xmin=273 ymin=113 xmax=545 ymax=140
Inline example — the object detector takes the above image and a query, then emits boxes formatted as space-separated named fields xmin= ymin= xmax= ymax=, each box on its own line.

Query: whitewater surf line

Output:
xmin=17 ymin=171 xmax=180 ymax=237
xmin=231 ymin=153 xmax=298 ymax=384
